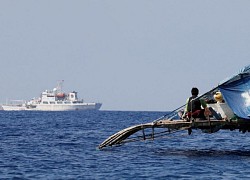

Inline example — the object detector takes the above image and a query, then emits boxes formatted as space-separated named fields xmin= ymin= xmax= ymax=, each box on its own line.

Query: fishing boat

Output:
xmin=99 ymin=64 xmax=250 ymax=149
xmin=2 ymin=81 xmax=102 ymax=111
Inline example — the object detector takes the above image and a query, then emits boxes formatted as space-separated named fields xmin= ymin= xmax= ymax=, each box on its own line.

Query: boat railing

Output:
xmin=3 ymin=100 xmax=26 ymax=106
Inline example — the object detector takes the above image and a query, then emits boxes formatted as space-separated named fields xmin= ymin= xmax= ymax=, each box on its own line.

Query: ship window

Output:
xmin=43 ymin=101 xmax=48 ymax=104
xmin=50 ymin=101 xmax=55 ymax=104
xmin=57 ymin=101 xmax=63 ymax=104
xmin=64 ymin=101 xmax=71 ymax=104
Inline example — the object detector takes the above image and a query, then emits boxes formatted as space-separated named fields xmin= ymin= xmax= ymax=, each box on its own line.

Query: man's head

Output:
xmin=191 ymin=87 xmax=199 ymax=96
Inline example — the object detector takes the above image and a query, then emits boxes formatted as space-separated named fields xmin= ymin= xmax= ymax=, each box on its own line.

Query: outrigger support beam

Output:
xmin=98 ymin=118 xmax=249 ymax=150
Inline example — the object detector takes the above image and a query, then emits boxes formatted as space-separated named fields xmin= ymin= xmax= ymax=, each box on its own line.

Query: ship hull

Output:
xmin=33 ymin=103 xmax=102 ymax=111
xmin=2 ymin=105 xmax=27 ymax=111
xmin=2 ymin=103 xmax=102 ymax=111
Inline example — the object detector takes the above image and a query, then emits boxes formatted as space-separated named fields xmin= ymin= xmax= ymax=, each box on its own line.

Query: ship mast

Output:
xmin=56 ymin=80 xmax=64 ymax=93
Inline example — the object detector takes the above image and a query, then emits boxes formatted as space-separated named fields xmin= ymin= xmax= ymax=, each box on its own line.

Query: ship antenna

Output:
xmin=57 ymin=80 xmax=64 ymax=93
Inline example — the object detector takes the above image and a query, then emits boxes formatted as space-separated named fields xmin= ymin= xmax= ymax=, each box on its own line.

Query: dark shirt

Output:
xmin=185 ymin=95 xmax=207 ymax=113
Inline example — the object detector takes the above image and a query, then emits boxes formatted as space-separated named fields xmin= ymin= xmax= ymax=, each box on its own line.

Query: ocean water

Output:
xmin=1 ymin=110 xmax=250 ymax=179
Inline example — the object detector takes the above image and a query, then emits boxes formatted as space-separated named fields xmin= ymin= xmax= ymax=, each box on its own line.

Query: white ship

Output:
xmin=1 ymin=81 xmax=102 ymax=111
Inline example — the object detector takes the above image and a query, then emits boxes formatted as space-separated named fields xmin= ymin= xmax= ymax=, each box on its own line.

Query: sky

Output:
xmin=0 ymin=0 xmax=250 ymax=111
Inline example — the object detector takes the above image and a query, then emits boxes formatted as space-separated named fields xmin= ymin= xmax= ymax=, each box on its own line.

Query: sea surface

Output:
xmin=1 ymin=110 xmax=250 ymax=179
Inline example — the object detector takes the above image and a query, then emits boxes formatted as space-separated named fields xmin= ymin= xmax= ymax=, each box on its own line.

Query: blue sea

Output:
xmin=1 ymin=110 xmax=250 ymax=179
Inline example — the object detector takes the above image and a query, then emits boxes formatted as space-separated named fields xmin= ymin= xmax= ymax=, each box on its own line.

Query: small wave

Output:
xmin=154 ymin=148 xmax=250 ymax=157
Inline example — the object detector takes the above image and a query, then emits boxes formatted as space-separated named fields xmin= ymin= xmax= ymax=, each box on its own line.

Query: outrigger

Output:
xmin=99 ymin=65 xmax=250 ymax=149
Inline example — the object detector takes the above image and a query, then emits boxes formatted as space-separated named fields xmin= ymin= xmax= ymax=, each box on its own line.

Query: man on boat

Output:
xmin=182 ymin=87 xmax=211 ymax=120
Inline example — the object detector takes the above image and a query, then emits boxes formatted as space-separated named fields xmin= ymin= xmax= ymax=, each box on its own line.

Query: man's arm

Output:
xmin=200 ymin=99 xmax=211 ymax=116
xmin=200 ymin=99 xmax=207 ymax=108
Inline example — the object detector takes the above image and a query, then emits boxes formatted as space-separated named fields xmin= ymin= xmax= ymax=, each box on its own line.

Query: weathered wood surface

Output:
xmin=98 ymin=119 xmax=249 ymax=149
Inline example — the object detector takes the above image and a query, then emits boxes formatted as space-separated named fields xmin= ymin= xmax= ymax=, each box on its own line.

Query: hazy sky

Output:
xmin=0 ymin=1 xmax=249 ymax=111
